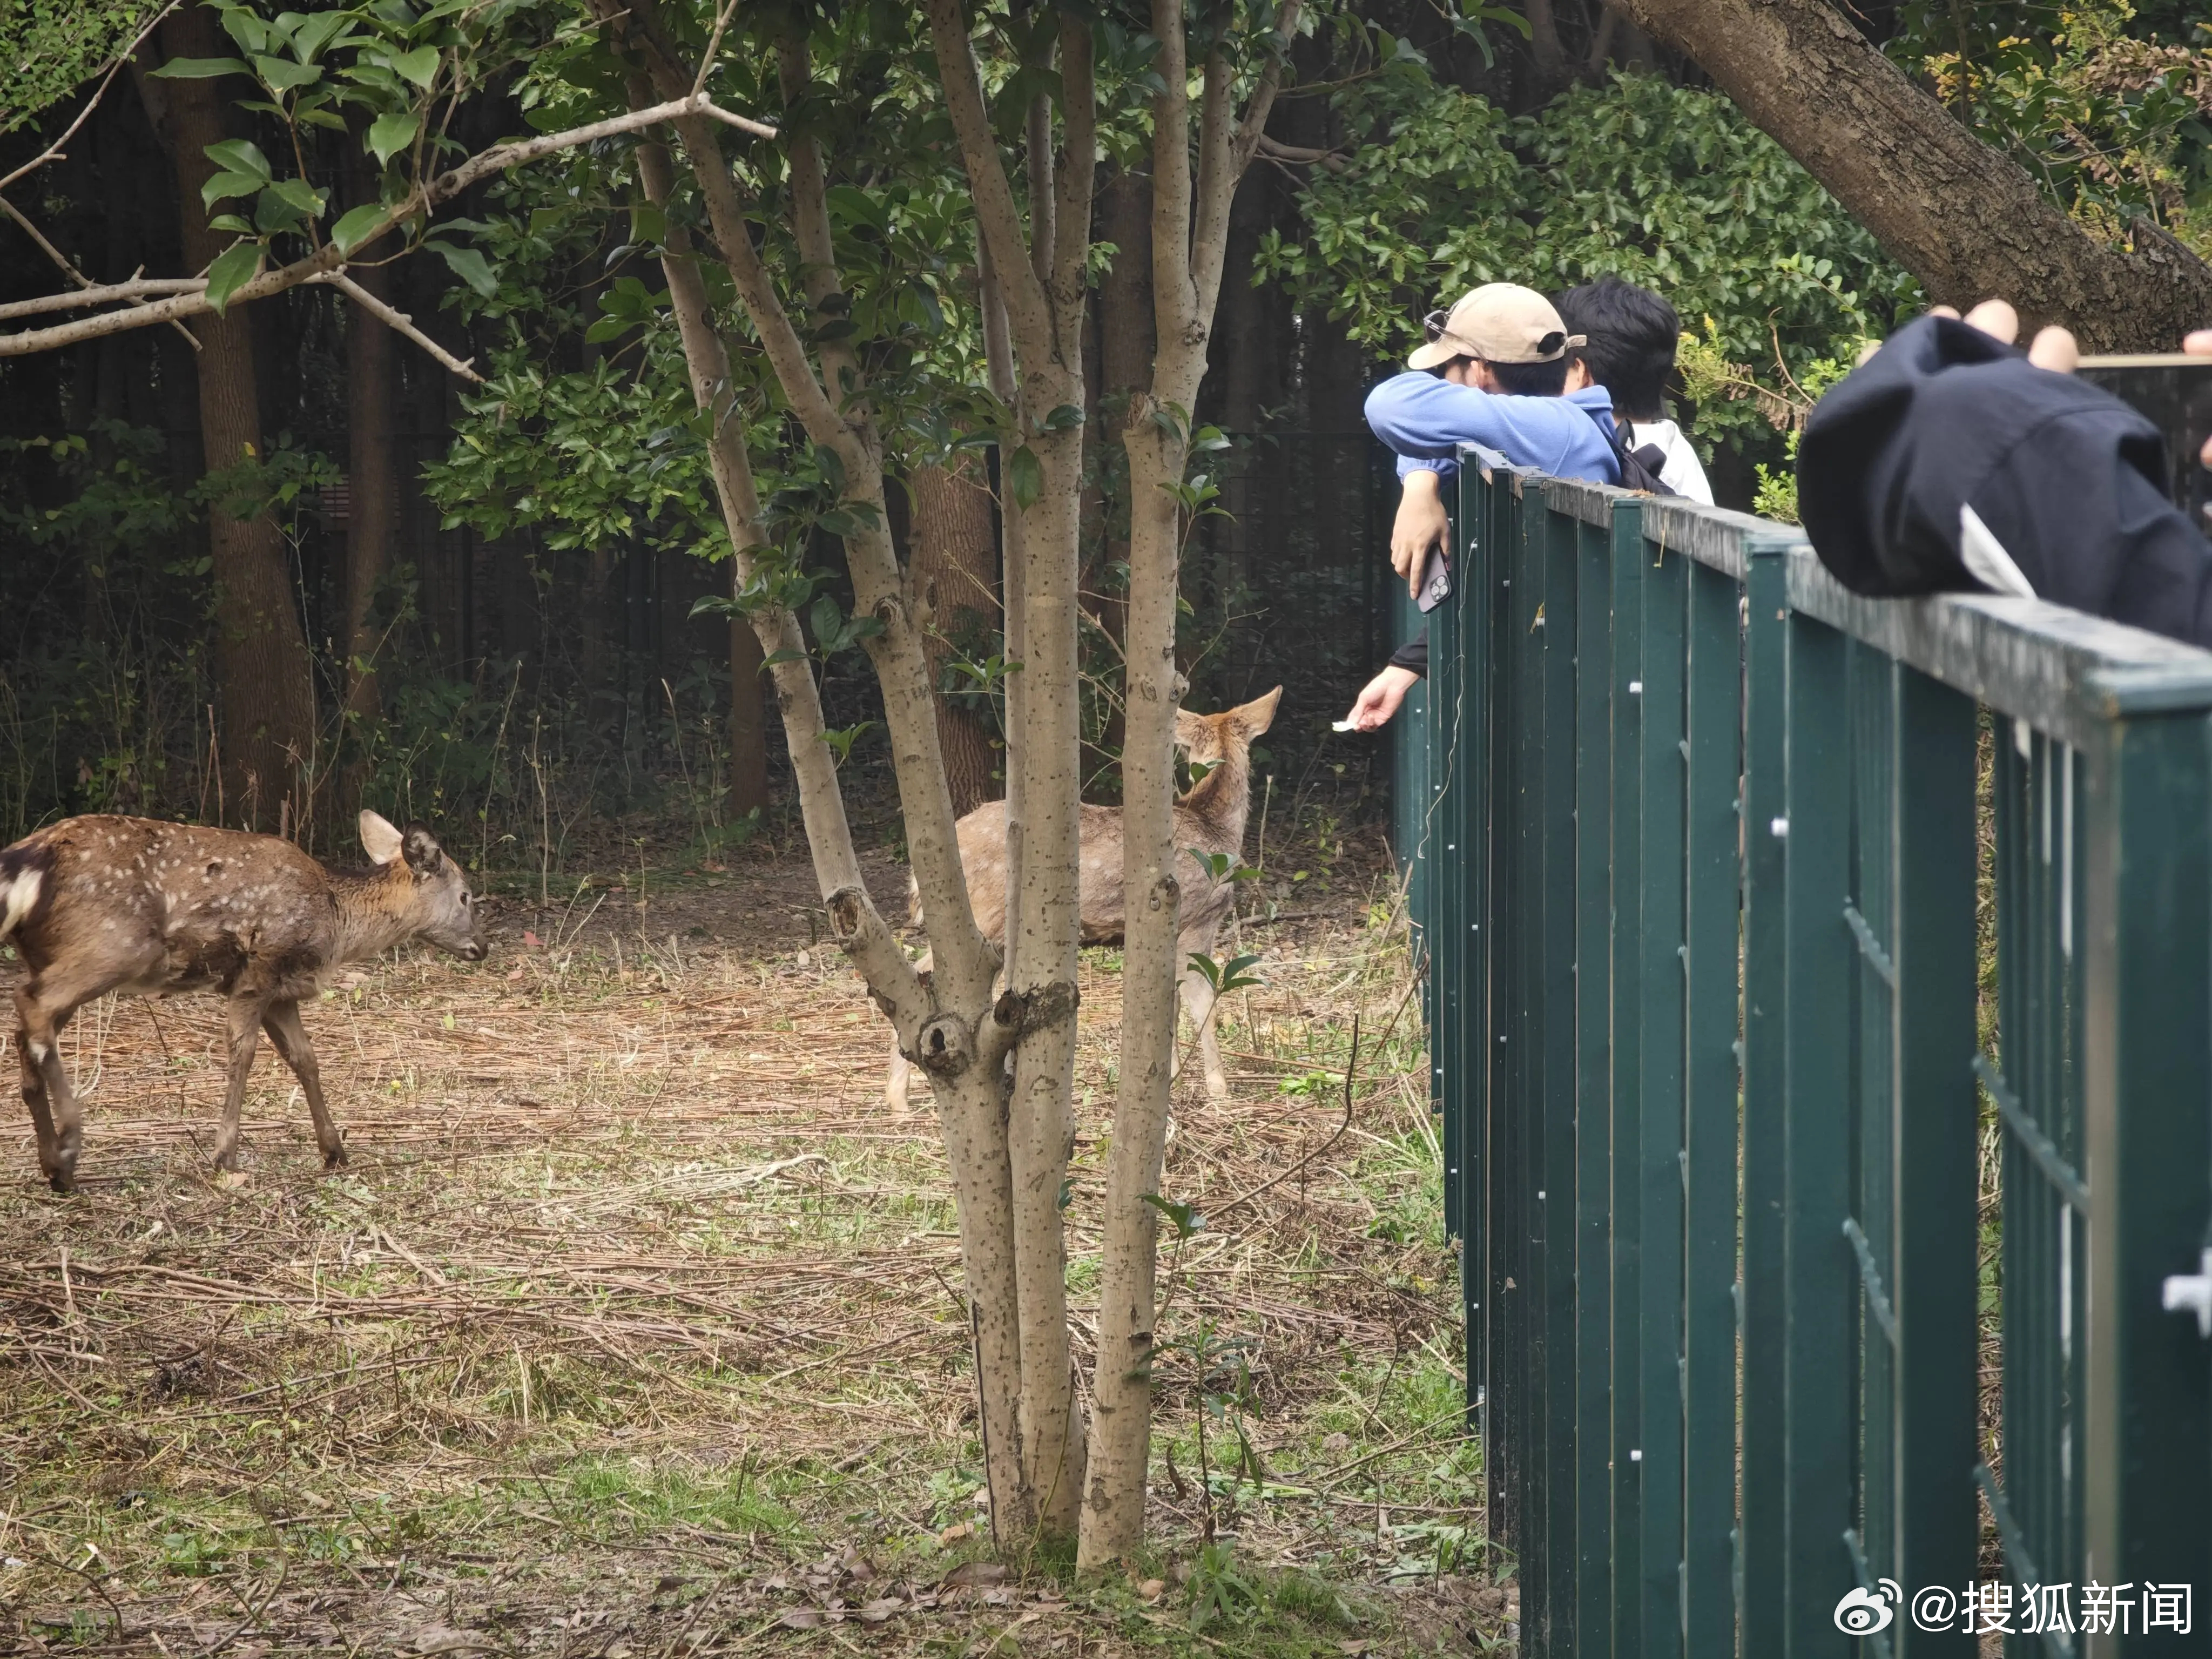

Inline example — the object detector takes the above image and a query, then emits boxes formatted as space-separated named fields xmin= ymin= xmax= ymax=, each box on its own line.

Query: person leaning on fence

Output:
xmin=1797 ymin=299 xmax=2212 ymax=644
xmin=1555 ymin=275 xmax=1715 ymax=506
xmin=1340 ymin=284 xmax=1621 ymax=732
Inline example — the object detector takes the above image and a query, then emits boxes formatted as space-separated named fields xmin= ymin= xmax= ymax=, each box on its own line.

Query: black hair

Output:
xmin=1554 ymin=275 xmax=1682 ymax=420
xmin=1485 ymin=355 xmax=1570 ymax=397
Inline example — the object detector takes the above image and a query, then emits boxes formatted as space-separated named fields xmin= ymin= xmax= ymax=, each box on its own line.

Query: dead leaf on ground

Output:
xmin=413 ymin=1628 xmax=495 ymax=1654
xmin=943 ymin=1561 xmax=1008 ymax=1588
xmin=778 ymin=1608 xmax=824 ymax=1631
xmin=1137 ymin=1579 xmax=1166 ymax=1603
xmin=857 ymin=1599 xmax=902 ymax=1624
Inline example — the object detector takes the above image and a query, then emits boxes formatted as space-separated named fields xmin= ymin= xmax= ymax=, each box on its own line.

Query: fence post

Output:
xmin=2078 ymin=683 xmax=2212 ymax=1653
xmin=1740 ymin=536 xmax=1794 ymax=1656
xmin=1575 ymin=510 xmax=1618 ymax=1656
xmin=1887 ymin=665 xmax=1980 ymax=1655
xmin=1637 ymin=530 xmax=1688 ymax=1659
xmin=1681 ymin=554 xmax=1741 ymax=1654
xmin=1781 ymin=606 xmax=1855 ymax=1658
xmin=1538 ymin=488 xmax=1582 ymax=1651
xmin=1609 ymin=497 xmax=1648 ymax=1651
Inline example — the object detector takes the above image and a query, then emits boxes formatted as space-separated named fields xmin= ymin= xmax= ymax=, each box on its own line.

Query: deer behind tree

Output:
xmin=887 ymin=686 xmax=1281 ymax=1108
xmin=2 ymin=811 xmax=485 ymax=1192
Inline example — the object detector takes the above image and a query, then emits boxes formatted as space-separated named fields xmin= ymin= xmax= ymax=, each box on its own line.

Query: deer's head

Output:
xmin=1174 ymin=686 xmax=1283 ymax=767
xmin=359 ymin=811 xmax=488 ymax=961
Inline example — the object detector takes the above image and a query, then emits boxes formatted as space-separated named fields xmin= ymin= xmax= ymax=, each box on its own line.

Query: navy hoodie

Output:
xmin=1797 ymin=315 xmax=2212 ymax=646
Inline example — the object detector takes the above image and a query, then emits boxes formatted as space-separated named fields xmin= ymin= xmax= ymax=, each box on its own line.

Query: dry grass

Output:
xmin=0 ymin=835 xmax=1499 ymax=1657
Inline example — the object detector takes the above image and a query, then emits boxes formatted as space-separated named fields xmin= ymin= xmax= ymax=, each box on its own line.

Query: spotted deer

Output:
xmin=886 ymin=686 xmax=1280 ymax=1109
xmin=0 ymin=811 xmax=487 ymax=1191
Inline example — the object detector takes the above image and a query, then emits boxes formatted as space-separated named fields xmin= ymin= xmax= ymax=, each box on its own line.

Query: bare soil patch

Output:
xmin=0 ymin=837 xmax=1500 ymax=1656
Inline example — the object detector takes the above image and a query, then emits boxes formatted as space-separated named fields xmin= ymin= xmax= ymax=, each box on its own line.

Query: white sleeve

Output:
xmin=1655 ymin=429 xmax=1715 ymax=505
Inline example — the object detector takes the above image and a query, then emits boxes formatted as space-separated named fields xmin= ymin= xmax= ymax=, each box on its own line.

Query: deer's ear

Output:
xmin=360 ymin=811 xmax=405 ymax=866
xmin=1234 ymin=685 xmax=1283 ymax=738
xmin=401 ymin=825 xmax=446 ymax=875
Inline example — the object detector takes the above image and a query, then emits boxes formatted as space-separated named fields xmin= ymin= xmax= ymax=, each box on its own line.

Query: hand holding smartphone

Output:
xmin=2075 ymin=353 xmax=2212 ymax=532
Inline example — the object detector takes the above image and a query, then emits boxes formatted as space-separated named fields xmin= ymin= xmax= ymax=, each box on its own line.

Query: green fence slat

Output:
xmin=1781 ymin=609 xmax=1854 ymax=1658
xmin=1681 ymin=557 xmax=1741 ymax=1655
xmin=1575 ymin=511 xmax=1616 ymax=1658
xmin=1610 ymin=497 xmax=1647 ymax=1654
xmin=1637 ymin=527 xmax=1687 ymax=1659
xmin=1889 ymin=664 xmax=1980 ymax=1657
xmin=1741 ymin=538 xmax=1793 ymax=1657
xmin=1460 ymin=465 xmax=1491 ymax=1435
xmin=1539 ymin=491 xmax=1582 ymax=1653
xmin=2081 ymin=704 xmax=2212 ymax=1627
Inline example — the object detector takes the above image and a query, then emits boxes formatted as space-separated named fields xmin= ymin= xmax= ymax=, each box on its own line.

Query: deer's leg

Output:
xmin=16 ymin=981 xmax=99 ymax=1192
xmin=211 ymin=995 xmax=268 ymax=1172
xmin=1175 ymin=919 xmax=1231 ymax=1102
xmin=15 ymin=989 xmax=64 ymax=1188
xmin=262 ymin=999 xmax=344 ymax=1168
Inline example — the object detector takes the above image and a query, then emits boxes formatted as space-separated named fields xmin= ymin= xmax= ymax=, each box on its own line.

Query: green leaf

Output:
xmin=268 ymin=178 xmax=325 ymax=218
xmin=390 ymin=45 xmax=440 ymax=88
xmin=206 ymin=213 xmax=255 ymax=234
xmin=204 ymin=139 xmax=272 ymax=180
xmin=329 ymin=203 xmax=388 ymax=257
xmin=255 ymin=188 xmax=308 ymax=234
xmin=427 ymin=240 xmax=496 ymax=297
xmin=292 ymin=11 xmax=355 ymax=61
xmin=1037 ymin=403 xmax=1084 ymax=432
xmin=150 ymin=57 xmax=252 ymax=79
xmin=366 ymin=111 xmax=420 ymax=166
xmin=1006 ymin=444 xmax=1042 ymax=510
xmin=201 ymin=170 xmax=267 ymax=209
xmin=253 ymin=55 xmax=322 ymax=92
xmin=1141 ymin=1193 xmax=1205 ymax=1240
xmin=203 ymin=242 xmax=262 ymax=316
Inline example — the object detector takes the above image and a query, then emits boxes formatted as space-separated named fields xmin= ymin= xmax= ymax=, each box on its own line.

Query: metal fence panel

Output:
xmin=1428 ymin=457 xmax=2212 ymax=1656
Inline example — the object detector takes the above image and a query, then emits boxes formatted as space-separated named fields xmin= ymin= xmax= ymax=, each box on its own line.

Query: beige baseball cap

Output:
xmin=1407 ymin=282 xmax=1585 ymax=370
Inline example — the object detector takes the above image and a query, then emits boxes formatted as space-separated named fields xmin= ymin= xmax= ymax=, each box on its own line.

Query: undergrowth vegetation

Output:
xmin=0 ymin=841 xmax=1501 ymax=1655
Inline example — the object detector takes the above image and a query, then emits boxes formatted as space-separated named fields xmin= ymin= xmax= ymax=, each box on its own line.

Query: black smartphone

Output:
xmin=2075 ymin=353 xmax=2212 ymax=532
xmin=1415 ymin=543 xmax=1453 ymax=613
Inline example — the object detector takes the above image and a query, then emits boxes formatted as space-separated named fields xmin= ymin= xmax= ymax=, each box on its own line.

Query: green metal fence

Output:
xmin=1406 ymin=457 xmax=2212 ymax=1655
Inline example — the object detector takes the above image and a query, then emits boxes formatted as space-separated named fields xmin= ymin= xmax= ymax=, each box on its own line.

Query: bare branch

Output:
xmin=691 ymin=0 xmax=743 ymax=99
xmin=0 ymin=274 xmax=199 ymax=320
xmin=922 ymin=0 xmax=1053 ymax=363
xmin=777 ymin=36 xmax=862 ymax=410
xmin=0 ymin=92 xmax=774 ymax=358
xmin=0 ymin=0 xmax=185 ymax=195
xmin=315 ymin=271 xmax=482 ymax=382
xmin=0 ymin=193 xmax=201 ymax=349
xmin=1190 ymin=3 xmax=1301 ymax=325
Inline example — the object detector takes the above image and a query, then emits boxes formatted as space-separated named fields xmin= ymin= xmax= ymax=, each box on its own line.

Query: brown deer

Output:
xmin=886 ymin=686 xmax=1280 ymax=1109
xmin=0 ymin=811 xmax=486 ymax=1192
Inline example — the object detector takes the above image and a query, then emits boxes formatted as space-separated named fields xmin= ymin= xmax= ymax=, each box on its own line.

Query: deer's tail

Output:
xmin=0 ymin=844 xmax=50 ymax=943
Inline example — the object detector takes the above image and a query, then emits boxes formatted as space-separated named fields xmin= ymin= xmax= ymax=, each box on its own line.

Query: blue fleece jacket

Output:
xmin=1364 ymin=373 xmax=1622 ymax=486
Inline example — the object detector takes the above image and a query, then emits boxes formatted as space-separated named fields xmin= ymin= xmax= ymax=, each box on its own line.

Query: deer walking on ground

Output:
xmin=0 ymin=811 xmax=487 ymax=1192
xmin=886 ymin=687 xmax=1280 ymax=1110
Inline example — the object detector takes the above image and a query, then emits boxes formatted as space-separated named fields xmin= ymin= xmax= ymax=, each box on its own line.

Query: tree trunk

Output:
xmin=1615 ymin=0 xmax=2212 ymax=348
xmin=1092 ymin=167 xmax=1154 ymax=762
xmin=341 ymin=150 xmax=397 ymax=811
xmin=909 ymin=458 xmax=1002 ymax=817
xmin=150 ymin=8 xmax=320 ymax=832
xmin=1078 ymin=1 xmax=1297 ymax=1571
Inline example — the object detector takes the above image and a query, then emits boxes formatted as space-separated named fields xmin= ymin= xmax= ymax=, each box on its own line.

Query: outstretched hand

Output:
xmin=1343 ymin=665 xmax=1420 ymax=732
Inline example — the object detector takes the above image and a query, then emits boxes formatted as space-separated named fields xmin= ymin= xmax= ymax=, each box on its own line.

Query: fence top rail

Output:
xmin=1493 ymin=453 xmax=2212 ymax=746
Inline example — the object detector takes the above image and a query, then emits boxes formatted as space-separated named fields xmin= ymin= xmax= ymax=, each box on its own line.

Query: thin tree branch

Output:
xmin=0 ymin=0 xmax=185 ymax=195
xmin=776 ymin=35 xmax=862 ymax=410
xmin=1048 ymin=13 xmax=1096 ymax=320
xmin=0 ymin=92 xmax=773 ymax=357
xmin=0 ymin=272 xmax=198 ymax=319
xmin=922 ymin=0 xmax=1053 ymax=362
xmin=691 ymin=0 xmax=743 ymax=99
xmin=0 ymin=195 xmax=202 ymax=349
xmin=314 ymin=271 xmax=482 ymax=382
xmin=1191 ymin=2 xmax=1301 ymax=323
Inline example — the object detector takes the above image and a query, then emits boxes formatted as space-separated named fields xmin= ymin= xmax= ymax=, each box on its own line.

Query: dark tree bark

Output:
xmin=909 ymin=458 xmax=1002 ymax=817
xmin=339 ymin=147 xmax=397 ymax=810
xmin=1616 ymin=0 xmax=2212 ymax=349
xmin=1093 ymin=166 xmax=1154 ymax=759
xmin=143 ymin=9 xmax=320 ymax=832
